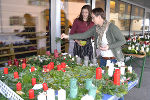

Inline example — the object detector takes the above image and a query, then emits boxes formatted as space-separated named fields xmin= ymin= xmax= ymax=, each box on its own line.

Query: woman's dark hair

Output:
xmin=78 ymin=5 xmax=92 ymax=25
xmin=92 ymin=8 xmax=106 ymax=20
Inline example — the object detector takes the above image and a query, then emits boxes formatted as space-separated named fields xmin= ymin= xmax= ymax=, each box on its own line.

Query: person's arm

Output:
xmin=69 ymin=25 xmax=96 ymax=40
xmin=108 ymin=23 xmax=126 ymax=49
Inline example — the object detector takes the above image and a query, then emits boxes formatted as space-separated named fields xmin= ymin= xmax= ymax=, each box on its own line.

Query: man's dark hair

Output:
xmin=92 ymin=8 xmax=106 ymax=20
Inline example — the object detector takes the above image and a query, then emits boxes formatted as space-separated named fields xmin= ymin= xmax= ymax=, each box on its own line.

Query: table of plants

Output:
xmin=122 ymin=34 xmax=150 ymax=56
xmin=0 ymin=50 xmax=137 ymax=100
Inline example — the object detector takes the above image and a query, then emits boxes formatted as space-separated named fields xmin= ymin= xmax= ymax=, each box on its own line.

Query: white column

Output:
xmin=51 ymin=0 xmax=61 ymax=53
xmin=106 ymin=0 xmax=110 ymax=21
xmin=92 ymin=0 xmax=95 ymax=9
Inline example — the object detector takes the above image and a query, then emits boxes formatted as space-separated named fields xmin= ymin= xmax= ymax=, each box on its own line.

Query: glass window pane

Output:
xmin=145 ymin=12 xmax=150 ymax=32
xmin=0 ymin=0 xmax=50 ymax=61
xmin=61 ymin=0 xmax=88 ymax=34
xmin=130 ymin=5 xmax=144 ymax=35
xmin=110 ymin=0 xmax=131 ymax=36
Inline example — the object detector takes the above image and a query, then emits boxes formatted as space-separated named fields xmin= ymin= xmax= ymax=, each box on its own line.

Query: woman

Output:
xmin=61 ymin=8 xmax=126 ymax=66
xmin=69 ymin=5 xmax=94 ymax=60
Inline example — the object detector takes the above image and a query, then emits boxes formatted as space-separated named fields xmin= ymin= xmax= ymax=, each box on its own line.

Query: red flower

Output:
xmin=43 ymin=65 xmax=47 ymax=69
xmin=62 ymin=69 xmax=66 ymax=72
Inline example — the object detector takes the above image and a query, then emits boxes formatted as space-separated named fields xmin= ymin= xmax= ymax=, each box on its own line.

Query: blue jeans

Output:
xmin=100 ymin=57 xmax=117 ymax=67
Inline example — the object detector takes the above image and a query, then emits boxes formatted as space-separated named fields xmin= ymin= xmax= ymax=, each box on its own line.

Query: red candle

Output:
xmin=32 ymin=78 xmax=36 ymax=86
xmin=14 ymin=72 xmax=19 ymax=79
xmin=29 ymin=89 xmax=34 ymax=99
xmin=8 ymin=60 xmax=12 ymax=66
xmin=14 ymin=59 xmax=18 ymax=65
xmin=114 ymin=69 xmax=120 ymax=85
xmin=4 ymin=68 xmax=8 ymax=74
xmin=22 ymin=63 xmax=26 ymax=69
xmin=15 ymin=61 xmax=19 ymax=67
xmin=42 ymin=83 xmax=48 ymax=91
xmin=96 ymin=67 xmax=102 ymax=80
xmin=57 ymin=65 xmax=62 ymax=71
xmin=23 ymin=58 xmax=26 ymax=63
xmin=16 ymin=82 xmax=22 ymax=91
xmin=61 ymin=62 xmax=66 ymax=68
xmin=31 ymin=67 xmax=35 ymax=72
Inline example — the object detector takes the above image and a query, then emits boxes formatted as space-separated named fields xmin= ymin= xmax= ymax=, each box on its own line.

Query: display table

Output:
xmin=102 ymin=80 xmax=138 ymax=100
xmin=124 ymin=53 xmax=146 ymax=88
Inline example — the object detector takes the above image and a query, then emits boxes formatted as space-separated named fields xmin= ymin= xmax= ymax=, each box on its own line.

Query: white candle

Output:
xmin=75 ymin=55 xmax=78 ymax=58
xmin=58 ymin=89 xmax=66 ymax=100
xmin=148 ymin=36 xmax=150 ymax=39
xmin=84 ymin=56 xmax=89 ymax=61
xmin=132 ymin=45 xmax=135 ymax=49
xmin=38 ymin=92 xmax=46 ymax=100
xmin=144 ymin=35 xmax=147 ymax=39
xmin=76 ymin=57 xmax=81 ymax=64
xmin=121 ymin=62 xmax=125 ymax=67
xmin=84 ymin=60 xmax=88 ymax=66
xmin=108 ymin=64 xmax=114 ymax=77
xmin=128 ymin=46 xmax=131 ymax=50
xmin=136 ymin=46 xmax=139 ymax=50
xmin=47 ymin=89 xmax=55 ymax=100
xmin=120 ymin=67 xmax=125 ymax=75
xmin=106 ymin=60 xmax=111 ymax=66
xmin=128 ymin=66 xmax=132 ymax=73
xmin=141 ymin=46 xmax=144 ymax=52
xmin=81 ymin=94 xmax=94 ymax=100
xmin=146 ymin=47 xmax=149 ymax=52
xmin=72 ymin=58 xmax=75 ymax=61
xmin=117 ymin=62 xmax=121 ymax=67
xmin=69 ymin=54 xmax=71 ymax=58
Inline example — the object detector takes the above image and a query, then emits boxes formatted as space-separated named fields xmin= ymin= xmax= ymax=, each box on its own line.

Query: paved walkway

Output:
xmin=125 ymin=56 xmax=150 ymax=100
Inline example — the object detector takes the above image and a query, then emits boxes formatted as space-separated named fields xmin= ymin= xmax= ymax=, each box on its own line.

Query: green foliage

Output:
xmin=0 ymin=54 xmax=138 ymax=99
xmin=126 ymin=71 xmax=138 ymax=82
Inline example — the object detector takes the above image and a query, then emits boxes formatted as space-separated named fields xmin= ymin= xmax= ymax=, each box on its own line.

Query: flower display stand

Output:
xmin=124 ymin=53 xmax=146 ymax=88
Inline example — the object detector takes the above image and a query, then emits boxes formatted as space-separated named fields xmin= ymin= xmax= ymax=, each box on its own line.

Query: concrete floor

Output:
xmin=124 ymin=56 xmax=150 ymax=100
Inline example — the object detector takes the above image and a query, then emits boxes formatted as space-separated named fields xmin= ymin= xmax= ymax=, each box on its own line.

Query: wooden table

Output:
xmin=124 ymin=53 xmax=146 ymax=88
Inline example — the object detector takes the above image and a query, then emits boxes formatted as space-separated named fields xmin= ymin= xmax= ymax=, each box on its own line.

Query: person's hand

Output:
xmin=61 ymin=33 xmax=69 ymax=39
xmin=74 ymin=40 xmax=82 ymax=46
xmin=100 ymin=45 xmax=109 ymax=51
